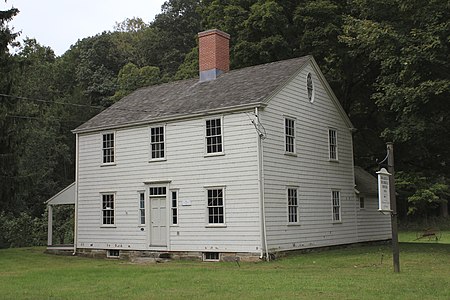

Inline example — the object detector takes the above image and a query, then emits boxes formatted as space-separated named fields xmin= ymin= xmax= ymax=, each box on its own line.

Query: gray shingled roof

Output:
xmin=74 ymin=56 xmax=310 ymax=133
xmin=354 ymin=166 xmax=378 ymax=196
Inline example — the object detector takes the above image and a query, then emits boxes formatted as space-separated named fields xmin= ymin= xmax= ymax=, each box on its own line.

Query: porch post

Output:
xmin=48 ymin=205 xmax=53 ymax=246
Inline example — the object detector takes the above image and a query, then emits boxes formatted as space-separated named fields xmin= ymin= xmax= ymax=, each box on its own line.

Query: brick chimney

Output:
xmin=198 ymin=29 xmax=230 ymax=82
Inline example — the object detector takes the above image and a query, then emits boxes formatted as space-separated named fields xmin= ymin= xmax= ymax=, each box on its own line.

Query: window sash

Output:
xmin=171 ymin=190 xmax=178 ymax=225
xmin=285 ymin=118 xmax=295 ymax=153
xmin=332 ymin=191 xmax=340 ymax=221
xmin=102 ymin=194 xmax=115 ymax=225
xmin=139 ymin=192 xmax=145 ymax=225
xmin=102 ymin=133 xmax=115 ymax=163
xmin=207 ymin=189 xmax=224 ymax=224
xmin=150 ymin=126 xmax=165 ymax=159
xmin=329 ymin=129 xmax=338 ymax=160
xmin=288 ymin=188 xmax=298 ymax=223
xmin=206 ymin=118 xmax=223 ymax=154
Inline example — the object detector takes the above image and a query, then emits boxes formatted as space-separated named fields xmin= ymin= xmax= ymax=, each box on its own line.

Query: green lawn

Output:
xmin=1 ymin=239 xmax=450 ymax=299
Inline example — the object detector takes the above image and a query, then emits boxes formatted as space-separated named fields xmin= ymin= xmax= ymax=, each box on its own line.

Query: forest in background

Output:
xmin=1 ymin=0 xmax=449 ymax=247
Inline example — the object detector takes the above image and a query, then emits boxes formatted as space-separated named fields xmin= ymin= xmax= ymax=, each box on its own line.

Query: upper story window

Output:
xmin=328 ymin=129 xmax=338 ymax=160
xmin=207 ymin=188 xmax=224 ymax=225
xmin=287 ymin=188 xmax=299 ymax=224
xmin=285 ymin=117 xmax=296 ymax=154
xmin=332 ymin=190 xmax=341 ymax=222
xmin=102 ymin=193 xmax=115 ymax=225
xmin=307 ymin=72 xmax=315 ymax=103
xmin=102 ymin=133 xmax=115 ymax=164
xmin=150 ymin=126 xmax=165 ymax=160
xmin=205 ymin=118 xmax=223 ymax=154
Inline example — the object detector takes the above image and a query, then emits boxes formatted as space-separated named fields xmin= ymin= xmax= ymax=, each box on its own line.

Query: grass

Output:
xmin=1 ymin=236 xmax=450 ymax=299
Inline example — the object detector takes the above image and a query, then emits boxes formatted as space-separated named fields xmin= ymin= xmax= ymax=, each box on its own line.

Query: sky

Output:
xmin=2 ymin=0 xmax=166 ymax=56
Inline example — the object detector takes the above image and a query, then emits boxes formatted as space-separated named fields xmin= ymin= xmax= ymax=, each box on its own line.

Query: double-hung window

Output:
xmin=328 ymin=129 xmax=338 ymax=160
xmin=285 ymin=118 xmax=295 ymax=154
xmin=138 ymin=192 xmax=145 ymax=225
xmin=332 ymin=190 xmax=341 ymax=222
xmin=102 ymin=133 xmax=115 ymax=164
xmin=205 ymin=118 xmax=223 ymax=154
xmin=102 ymin=193 xmax=115 ymax=225
xmin=287 ymin=188 xmax=299 ymax=224
xmin=150 ymin=126 xmax=165 ymax=160
xmin=207 ymin=188 xmax=224 ymax=225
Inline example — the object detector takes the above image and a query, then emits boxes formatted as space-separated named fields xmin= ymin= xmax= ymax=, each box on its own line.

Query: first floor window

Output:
xmin=207 ymin=188 xmax=224 ymax=224
xmin=150 ymin=126 xmax=165 ymax=159
xmin=285 ymin=118 xmax=295 ymax=153
xmin=359 ymin=197 xmax=365 ymax=209
xmin=329 ymin=129 xmax=338 ymax=160
xmin=288 ymin=188 xmax=298 ymax=223
xmin=139 ymin=192 xmax=145 ymax=225
xmin=102 ymin=133 xmax=115 ymax=163
xmin=206 ymin=118 xmax=223 ymax=154
xmin=102 ymin=193 xmax=115 ymax=225
xmin=332 ymin=191 xmax=341 ymax=222
xmin=171 ymin=190 xmax=178 ymax=225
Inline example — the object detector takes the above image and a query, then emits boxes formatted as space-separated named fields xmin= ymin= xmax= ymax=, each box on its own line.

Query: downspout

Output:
xmin=255 ymin=107 xmax=269 ymax=261
xmin=73 ymin=133 xmax=79 ymax=255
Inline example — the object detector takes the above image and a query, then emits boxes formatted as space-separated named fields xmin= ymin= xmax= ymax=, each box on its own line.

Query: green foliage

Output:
xmin=0 ymin=212 xmax=46 ymax=248
xmin=396 ymin=172 xmax=449 ymax=217
xmin=111 ymin=63 xmax=160 ymax=102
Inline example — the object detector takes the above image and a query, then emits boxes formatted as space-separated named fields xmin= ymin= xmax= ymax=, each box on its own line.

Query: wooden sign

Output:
xmin=376 ymin=168 xmax=392 ymax=212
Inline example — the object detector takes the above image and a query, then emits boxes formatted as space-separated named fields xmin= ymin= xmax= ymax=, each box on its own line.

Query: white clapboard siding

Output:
xmin=260 ymin=61 xmax=359 ymax=251
xmin=357 ymin=195 xmax=392 ymax=241
xmin=77 ymin=112 xmax=261 ymax=253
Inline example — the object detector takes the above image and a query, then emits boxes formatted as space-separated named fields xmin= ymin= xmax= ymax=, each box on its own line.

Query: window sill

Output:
xmin=328 ymin=159 xmax=339 ymax=163
xmin=284 ymin=152 xmax=297 ymax=157
xmin=204 ymin=152 xmax=225 ymax=158
xmin=101 ymin=163 xmax=116 ymax=167
xmin=148 ymin=158 xmax=167 ymax=163
xmin=332 ymin=221 xmax=342 ymax=224
xmin=287 ymin=223 xmax=300 ymax=226
xmin=205 ymin=224 xmax=227 ymax=228
xmin=101 ymin=225 xmax=116 ymax=228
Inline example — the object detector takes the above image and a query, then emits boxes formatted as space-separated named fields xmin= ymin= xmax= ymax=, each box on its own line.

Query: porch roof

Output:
xmin=46 ymin=182 xmax=75 ymax=205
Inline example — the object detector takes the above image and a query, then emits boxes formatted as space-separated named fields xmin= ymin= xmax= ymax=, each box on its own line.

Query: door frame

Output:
xmin=144 ymin=180 xmax=171 ymax=250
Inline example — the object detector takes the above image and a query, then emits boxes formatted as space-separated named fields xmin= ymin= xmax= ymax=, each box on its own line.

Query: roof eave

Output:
xmin=72 ymin=102 xmax=267 ymax=134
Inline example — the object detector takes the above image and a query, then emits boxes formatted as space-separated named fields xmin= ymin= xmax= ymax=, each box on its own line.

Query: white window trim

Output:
xmin=204 ymin=116 xmax=225 ymax=157
xmin=149 ymin=125 xmax=167 ymax=162
xmin=307 ymin=72 xmax=315 ymax=103
xmin=205 ymin=186 xmax=226 ymax=227
xmin=138 ymin=191 xmax=146 ymax=226
xmin=331 ymin=190 xmax=342 ymax=223
xmin=287 ymin=186 xmax=300 ymax=225
xmin=100 ymin=192 xmax=116 ymax=228
xmin=101 ymin=131 xmax=116 ymax=166
xmin=170 ymin=189 xmax=179 ymax=226
xmin=328 ymin=128 xmax=339 ymax=161
xmin=284 ymin=116 xmax=297 ymax=156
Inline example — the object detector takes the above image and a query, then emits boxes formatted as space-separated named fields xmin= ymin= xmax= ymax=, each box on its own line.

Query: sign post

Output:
xmin=377 ymin=143 xmax=400 ymax=273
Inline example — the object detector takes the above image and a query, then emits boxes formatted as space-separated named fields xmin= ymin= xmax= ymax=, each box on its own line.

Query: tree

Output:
xmin=0 ymin=3 xmax=20 ymax=214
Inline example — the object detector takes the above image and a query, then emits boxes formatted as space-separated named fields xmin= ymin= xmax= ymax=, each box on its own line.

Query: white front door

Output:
xmin=150 ymin=197 xmax=167 ymax=246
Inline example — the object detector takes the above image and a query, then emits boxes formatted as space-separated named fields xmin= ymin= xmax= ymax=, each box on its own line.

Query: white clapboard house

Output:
xmin=46 ymin=29 xmax=391 ymax=261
